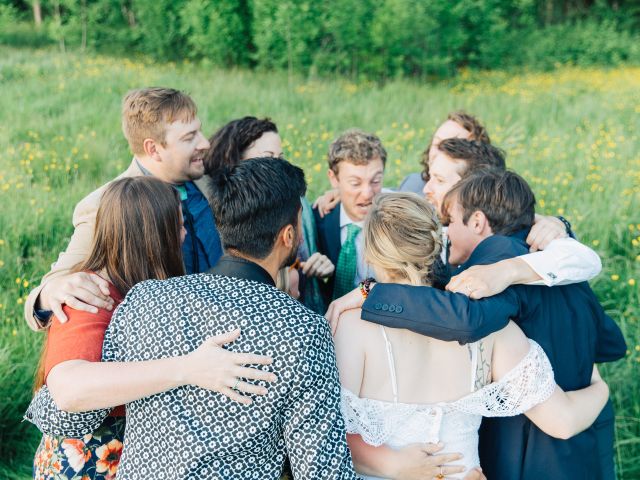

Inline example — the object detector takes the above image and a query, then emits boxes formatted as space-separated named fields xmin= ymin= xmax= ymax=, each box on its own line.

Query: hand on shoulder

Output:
xmin=325 ymin=286 xmax=368 ymax=335
xmin=38 ymin=272 xmax=114 ymax=323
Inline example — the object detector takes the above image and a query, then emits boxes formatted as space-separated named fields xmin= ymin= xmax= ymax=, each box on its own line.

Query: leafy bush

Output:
xmin=180 ymin=0 xmax=252 ymax=67
xmin=1 ymin=1 xmax=639 ymax=78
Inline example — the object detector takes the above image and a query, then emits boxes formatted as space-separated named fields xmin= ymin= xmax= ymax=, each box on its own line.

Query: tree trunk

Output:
xmin=81 ymin=0 xmax=87 ymax=51
xmin=546 ymin=0 xmax=554 ymax=25
xmin=121 ymin=1 xmax=136 ymax=28
xmin=53 ymin=0 xmax=66 ymax=52
xmin=33 ymin=0 xmax=42 ymax=28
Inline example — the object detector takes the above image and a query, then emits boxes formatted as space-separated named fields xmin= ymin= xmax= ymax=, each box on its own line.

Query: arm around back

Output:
xmin=24 ymin=187 xmax=104 ymax=330
xmin=519 ymin=237 xmax=602 ymax=286
xmin=491 ymin=322 xmax=609 ymax=440
xmin=362 ymin=283 xmax=520 ymax=344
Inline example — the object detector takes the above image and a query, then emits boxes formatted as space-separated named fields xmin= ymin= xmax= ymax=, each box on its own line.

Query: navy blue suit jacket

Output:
xmin=362 ymin=231 xmax=626 ymax=480
xmin=313 ymin=203 xmax=342 ymax=303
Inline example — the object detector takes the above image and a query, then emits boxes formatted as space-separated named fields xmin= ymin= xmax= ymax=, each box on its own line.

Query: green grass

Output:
xmin=0 ymin=45 xmax=638 ymax=479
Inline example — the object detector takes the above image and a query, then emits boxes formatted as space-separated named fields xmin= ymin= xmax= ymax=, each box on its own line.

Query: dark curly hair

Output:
xmin=204 ymin=116 xmax=278 ymax=174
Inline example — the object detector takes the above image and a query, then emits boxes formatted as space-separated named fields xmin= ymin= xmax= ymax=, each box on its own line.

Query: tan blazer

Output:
xmin=25 ymin=159 xmax=214 ymax=330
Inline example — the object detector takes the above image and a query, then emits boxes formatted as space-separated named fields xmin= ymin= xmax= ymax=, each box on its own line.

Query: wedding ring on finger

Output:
xmin=435 ymin=465 xmax=445 ymax=479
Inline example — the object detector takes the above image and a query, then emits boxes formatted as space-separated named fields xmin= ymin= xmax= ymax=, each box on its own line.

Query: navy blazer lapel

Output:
xmin=314 ymin=203 xmax=342 ymax=266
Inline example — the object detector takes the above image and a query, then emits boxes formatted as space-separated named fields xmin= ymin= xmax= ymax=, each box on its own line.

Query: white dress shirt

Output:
xmin=441 ymin=228 xmax=601 ymax=285
xmin=518 ymin=237 xmax=602 ymax=285
xmin=339 ymin=204 xmax=373 ymax=287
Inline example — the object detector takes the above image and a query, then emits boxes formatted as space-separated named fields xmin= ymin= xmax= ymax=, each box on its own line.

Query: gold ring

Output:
xmin=435 ymin=465 xmax=445 ymax=479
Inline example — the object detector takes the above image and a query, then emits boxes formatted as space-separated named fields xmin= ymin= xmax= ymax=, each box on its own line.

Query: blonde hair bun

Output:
xmin=363 ymin=192 xmax=442 ymax=285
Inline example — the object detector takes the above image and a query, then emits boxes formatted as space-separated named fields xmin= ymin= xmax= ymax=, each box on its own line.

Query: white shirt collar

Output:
xmin=339 ymin=203 xmax=365 ymax=229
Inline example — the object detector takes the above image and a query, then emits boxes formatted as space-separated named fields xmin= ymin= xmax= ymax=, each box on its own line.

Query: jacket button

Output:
xmin=396 ymin=305 xmax=403 ymax=313
xmin=374 ymin=303 xmax=382 ymax=310
xmin=388 ymin=305 xmax=396 ymax=313
xmin=382 ymin=304 xmax=389 ymax=311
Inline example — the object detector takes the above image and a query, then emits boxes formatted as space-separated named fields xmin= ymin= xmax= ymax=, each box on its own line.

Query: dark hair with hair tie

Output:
xmin=204 ymin=116 xmax=278 ymax=174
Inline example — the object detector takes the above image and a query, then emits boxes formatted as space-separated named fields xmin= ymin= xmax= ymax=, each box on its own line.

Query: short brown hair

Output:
xmin=328 ymin=129 xmax=387 ymax=174
xmin=437 ymin=139 xmax=506 ymax=178
xmin=421 ymin=111 xmax=490 ymax=181
xmin=442 ymin=169 xmax=535 ymax=236
xmin=122 ymin=87 xmax=198 ymax=155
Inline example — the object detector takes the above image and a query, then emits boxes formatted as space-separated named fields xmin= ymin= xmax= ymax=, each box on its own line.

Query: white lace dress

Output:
xmin=340 ymin=327 xmax=556 ymax=479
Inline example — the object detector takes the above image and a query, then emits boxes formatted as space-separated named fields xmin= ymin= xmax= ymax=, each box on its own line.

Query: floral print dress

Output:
xmin=33 ymin=415 xmax=124 ymax=480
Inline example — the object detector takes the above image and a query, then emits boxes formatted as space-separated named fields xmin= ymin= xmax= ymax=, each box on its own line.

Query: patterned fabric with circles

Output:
xmin=27 ymin=273 xmax=356 ymax=480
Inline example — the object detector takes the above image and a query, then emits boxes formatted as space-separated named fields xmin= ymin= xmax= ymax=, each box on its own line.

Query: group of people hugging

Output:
xmin=24 ymin=87 xmax=627 ymax=480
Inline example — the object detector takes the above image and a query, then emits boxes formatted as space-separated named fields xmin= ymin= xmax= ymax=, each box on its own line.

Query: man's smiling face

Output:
xmin=155 ymin=116 xmax=210 ymax=183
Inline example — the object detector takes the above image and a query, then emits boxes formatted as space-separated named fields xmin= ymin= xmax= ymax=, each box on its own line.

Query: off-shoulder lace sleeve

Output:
xmin=24 ymin=386 xmax=110 ymax=437
xmin=341 ymin=387 xmax=392 ymax=446
xmin=451 ymin=339 xmax=556 ymax=417
xmin=340 ymin=388 xmax=442 ymax=447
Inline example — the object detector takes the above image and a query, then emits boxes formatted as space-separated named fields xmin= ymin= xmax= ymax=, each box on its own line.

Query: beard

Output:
xmin=281 ymin=229 xmax=300 ymax=269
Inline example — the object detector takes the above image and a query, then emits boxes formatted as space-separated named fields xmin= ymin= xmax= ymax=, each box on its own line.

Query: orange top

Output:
xmin=44 ymin=280 xmax=126 ymax=416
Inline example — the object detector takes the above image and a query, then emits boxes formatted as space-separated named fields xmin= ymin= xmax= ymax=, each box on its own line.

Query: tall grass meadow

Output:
xmin=0 ymin=45 xmax=638 ymax=479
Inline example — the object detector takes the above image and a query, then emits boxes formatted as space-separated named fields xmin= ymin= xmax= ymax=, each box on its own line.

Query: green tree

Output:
xmin=180 ymin=0 xmax=252 ymax=67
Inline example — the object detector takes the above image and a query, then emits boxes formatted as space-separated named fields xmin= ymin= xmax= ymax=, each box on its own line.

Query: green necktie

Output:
xmin=333 ymin=223 xmax=361 ymax=300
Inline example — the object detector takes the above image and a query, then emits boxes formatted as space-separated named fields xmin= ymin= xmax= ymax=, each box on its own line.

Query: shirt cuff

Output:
xmin=517 ymin=237 xmax=601 ymax=287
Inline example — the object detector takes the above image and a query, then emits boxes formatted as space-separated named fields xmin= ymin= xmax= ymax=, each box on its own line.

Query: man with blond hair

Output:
xmin=25 ymin=87 xmax=220 ymax=331
xmin=23 ymin=88 xmax=273 ymax=403
xmin=313 ymin=129 xmax=386 ymax=303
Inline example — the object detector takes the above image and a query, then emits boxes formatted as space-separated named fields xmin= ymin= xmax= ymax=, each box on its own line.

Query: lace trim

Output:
xmin=449 ymin=340 xmax=556 ymax=417
xmin=341 ymin=388 xmax=443 ymax=446
xmin=340 ymin=339 xmax=555 ymax=445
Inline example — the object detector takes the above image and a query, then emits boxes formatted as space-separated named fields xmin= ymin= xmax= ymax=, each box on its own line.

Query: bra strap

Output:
xmin=379 ymin=326 xmax=399 ymax=403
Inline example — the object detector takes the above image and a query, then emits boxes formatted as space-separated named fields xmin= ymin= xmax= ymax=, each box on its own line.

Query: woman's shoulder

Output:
xmin=51 ymin=275 xmax=121 ymax=332
xmin=335 ymin=308 xmax=380 ymax=340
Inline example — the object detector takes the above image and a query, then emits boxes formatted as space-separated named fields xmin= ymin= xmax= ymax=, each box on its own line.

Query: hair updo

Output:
xmin=363 ymin=192 xmax=442 ymax=286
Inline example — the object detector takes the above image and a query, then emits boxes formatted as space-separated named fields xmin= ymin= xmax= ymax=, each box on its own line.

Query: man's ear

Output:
xmin=472 ymin=210 xmax=490 ymax=235
xmin=281 ymin=224 xmax=296 ymax=248
xmin=142 ymin=138 xmax=161 ymax=160
xmin=328 ymin=169 xmax=339 ymax=189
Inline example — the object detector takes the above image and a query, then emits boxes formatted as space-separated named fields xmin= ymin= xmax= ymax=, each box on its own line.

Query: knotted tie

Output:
xmin=333 ymin=223 xmax=361 ymax=299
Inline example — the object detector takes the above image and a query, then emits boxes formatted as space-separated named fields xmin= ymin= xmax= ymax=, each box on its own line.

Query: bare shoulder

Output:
xmin=335 ymin=308 xmax=379 ymax=341
xmin=491 ymin=320 xmax=532 ymax=381
xmin=492 ymin=321 xmax=528 ymax=353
